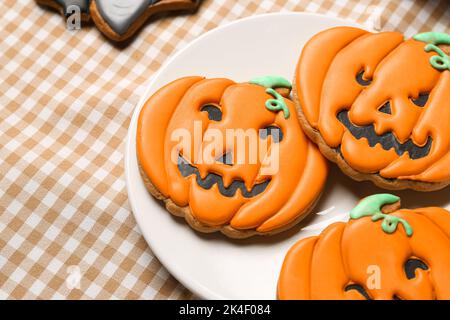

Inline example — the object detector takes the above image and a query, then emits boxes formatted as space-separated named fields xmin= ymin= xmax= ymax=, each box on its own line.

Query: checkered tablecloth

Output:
xmin=1 ymin=0 xmax=448 ymax=299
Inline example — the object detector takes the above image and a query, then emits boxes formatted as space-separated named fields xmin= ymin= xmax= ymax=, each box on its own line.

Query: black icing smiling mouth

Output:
xmin=177 ymin=154 xmax=270 ymax=198
xmin=337 ymin=110 xmax=433 ymax=160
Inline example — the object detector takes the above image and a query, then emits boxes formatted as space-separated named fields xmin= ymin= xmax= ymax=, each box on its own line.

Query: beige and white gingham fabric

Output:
xmin=1 ymin=0 xmax=449 ymax=299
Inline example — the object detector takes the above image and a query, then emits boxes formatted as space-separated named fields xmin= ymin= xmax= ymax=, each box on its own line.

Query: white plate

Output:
xmin=125 ymin=12 xmax=450 ymax=300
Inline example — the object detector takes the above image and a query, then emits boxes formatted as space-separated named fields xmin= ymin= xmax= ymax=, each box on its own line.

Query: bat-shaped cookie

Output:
xmin=36 ymin=0 xmax=200 ymax=42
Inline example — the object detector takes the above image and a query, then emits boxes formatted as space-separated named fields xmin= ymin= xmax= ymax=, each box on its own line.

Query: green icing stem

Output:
xmin=248 ymin=76 xmax=292 ymax=119
xmin=350 ymin=194 xmax=413 ymax=237
xmin=413 ymin=32 xmax=450 ymax=46
xmin=413 ymin=32 xmax=450 ymax=71
xmin=265 ymin=88 xmax=290 ymax=119
xmin=424 ymin=44 xmax=450 ymax=71
xmin=249 ymin=75 xmax=292 ymax=90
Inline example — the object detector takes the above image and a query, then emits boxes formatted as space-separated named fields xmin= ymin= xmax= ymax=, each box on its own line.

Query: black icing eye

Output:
xmin=411 ymin=93 xmax=429 ymax=107
xmin=344 ymin=284 xmax=371 ymax=300
xmin=216 ymin=152 xmax=233 ymax=166
xmin=201 ymin=104 xmax=222 ymax=121
xmin=356 ymin=70 xmax=372 ymax=86
xmin=260 ymin=126 xmax=283 ymax=143
xmin=404 ymin=258 xmax=428 ymax=280
xmin=378 ymin=101 xmax=392 ymax=115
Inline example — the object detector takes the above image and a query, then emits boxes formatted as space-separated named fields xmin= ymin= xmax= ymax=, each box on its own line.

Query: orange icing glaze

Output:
xmin=296 ymin=27 xmax=450 ymax=182
xmin=380 ymin=71 xmax=450 ymax=179
xmin=137 ymin=76 xmax=204 ymax=196
xmin=296 ymin=27 xmax=367 ymax=127
xmin=318 ymin=31 xmax=404 ymax=147
xmin=413 ymin=151 xmax=450 ymax=182
xmin=137 ymin=77 xmax=328 ymax=232
xmin=256 ymin=142 xmax=328 ymax=232
xmin=278 ymin=206 xmax=450 ymax=300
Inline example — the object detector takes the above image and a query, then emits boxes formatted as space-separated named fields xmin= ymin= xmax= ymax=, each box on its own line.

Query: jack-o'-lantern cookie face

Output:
xmin=294 ymin=27 xmax=450 ymax=191
xmin=278 ymin=194 xmax=450 ymax=300
xmin=137 ymin=76 xmax=328 ymax=238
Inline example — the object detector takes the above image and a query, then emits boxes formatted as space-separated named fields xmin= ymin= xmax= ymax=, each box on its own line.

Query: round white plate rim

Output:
xmin=125 ymin=12 xmax=369 ymax=300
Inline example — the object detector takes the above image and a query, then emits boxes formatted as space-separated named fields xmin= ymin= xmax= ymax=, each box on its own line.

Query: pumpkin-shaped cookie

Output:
xmin=278 ymin=194 xmax=450 ymax=300
xmin=137 ymin=76 xmax=328 ymax=238
xmin=294 ymin=27 xmax=450 ymax=191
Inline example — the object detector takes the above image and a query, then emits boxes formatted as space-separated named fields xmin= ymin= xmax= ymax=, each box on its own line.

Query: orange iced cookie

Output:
xmin=294 ymin=27 xmax=450 ymax=191
xmin=136 ymin=76 xmax=328 ymax=238
xmin=278 ymin=194 xmax=450 ymax=300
